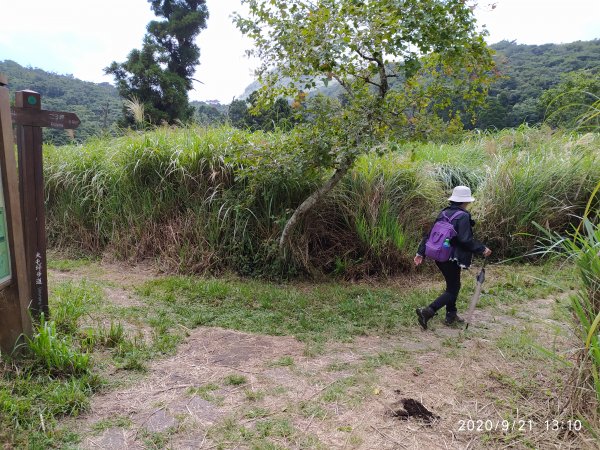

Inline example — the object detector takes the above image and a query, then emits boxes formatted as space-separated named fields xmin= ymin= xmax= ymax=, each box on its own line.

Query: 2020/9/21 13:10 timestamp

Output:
xmin=457 ymin=419 xmax=583 ymax=432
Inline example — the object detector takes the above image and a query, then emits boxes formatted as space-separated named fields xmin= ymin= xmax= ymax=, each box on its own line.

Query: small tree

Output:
xmin=234 ymin=0 xmax=495 ymax=255
xmin=106 ymin=0 xmax=208 ymax=125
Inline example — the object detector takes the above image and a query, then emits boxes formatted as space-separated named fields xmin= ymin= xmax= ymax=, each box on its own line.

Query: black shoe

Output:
xmin=444 ymin=312 xmax=465 ymax=326
xmin=416 ymin=307 xmax=436 ymax=330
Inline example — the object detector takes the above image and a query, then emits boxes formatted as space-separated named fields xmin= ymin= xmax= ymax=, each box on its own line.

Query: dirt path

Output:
xmin=50 ymin=263 xmax=591 ymax=450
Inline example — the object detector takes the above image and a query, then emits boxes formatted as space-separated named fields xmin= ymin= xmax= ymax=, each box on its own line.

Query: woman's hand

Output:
xmin=414 ymin=255 xmax=424 ymax=266
xmin=483 ymin=247 xmax=492 ymax=257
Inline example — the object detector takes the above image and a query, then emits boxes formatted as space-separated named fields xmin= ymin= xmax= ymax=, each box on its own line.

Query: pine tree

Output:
xmin=106 ymin=0 xmax=208 ymax=125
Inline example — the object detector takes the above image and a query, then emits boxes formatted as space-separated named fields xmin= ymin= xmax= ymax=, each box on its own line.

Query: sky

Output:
xmin=0 ymin=0 xmax=598 ymax=103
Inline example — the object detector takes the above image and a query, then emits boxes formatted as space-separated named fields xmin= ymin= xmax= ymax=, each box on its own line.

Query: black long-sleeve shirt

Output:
xmin=417 ymin=204 xmax=486 ymax=269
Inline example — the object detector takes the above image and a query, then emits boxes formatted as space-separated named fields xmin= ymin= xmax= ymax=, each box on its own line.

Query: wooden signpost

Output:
xmin=0 ymin=75 xmax=81 ymax=353
xmin=12 ymin=89 xmax=81 ymax=318
xmin=0 ymin=75 xmax=32 ymax=353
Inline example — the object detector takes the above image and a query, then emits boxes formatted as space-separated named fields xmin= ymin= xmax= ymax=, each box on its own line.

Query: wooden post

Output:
xmin=8 ymin=92 xmax=80 ymax=322
xmin=15 ymin=90 xmax=48 ymax=318
xmin=0 ymin=75 xmax=32 ymax=353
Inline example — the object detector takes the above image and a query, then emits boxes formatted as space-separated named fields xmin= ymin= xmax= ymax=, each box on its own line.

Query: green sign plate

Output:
xmin=0 ymin=170 xmax=11 ymax=285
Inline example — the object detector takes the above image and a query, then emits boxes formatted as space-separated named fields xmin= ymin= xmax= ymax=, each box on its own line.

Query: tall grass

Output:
xmin=316 ymin=153 xmax=442 ymax=275
xmin=44 ymin=125 xmax=599 ymax=277
xmin=566 ymin=219 xmax=600 ymax=408
xmin=474 ymin=133 xmax=599 ymax=256
xmin=124 ymin=95 xmax=146 ymax=127
xmin=535 ymin=176 xmax=600 ymax=436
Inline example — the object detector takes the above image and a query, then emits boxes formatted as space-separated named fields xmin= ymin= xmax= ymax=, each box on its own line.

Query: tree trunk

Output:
xmin=378 ymin=60 xmax=389 ymax=99
xmin=279 ymin=155 xmax=354 ymax=255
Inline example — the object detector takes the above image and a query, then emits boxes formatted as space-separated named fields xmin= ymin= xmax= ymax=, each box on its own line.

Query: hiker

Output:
xmin=414 ymin=186 xmax=492 ymax=329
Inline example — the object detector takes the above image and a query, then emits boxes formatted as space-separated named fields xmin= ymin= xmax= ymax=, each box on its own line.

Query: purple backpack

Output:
xmin=424 ymin=211 xmax=466 ymax=262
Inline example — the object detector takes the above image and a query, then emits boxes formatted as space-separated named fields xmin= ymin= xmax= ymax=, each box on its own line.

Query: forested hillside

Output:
xmin=2 ymin=39 xmax=599 ymax=142
xmin=479 ymin=39 xmax=600 ymax=128
xmin=238 ymin=40 xmax=600 ymax=130
xmin=190 ymin=100 xmax=228 ymax=125
xmin=0 ymin=60 xmax=123 ymax=144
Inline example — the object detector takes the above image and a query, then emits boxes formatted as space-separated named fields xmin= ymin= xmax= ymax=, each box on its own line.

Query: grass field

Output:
xmin=3 ymin=256 xmax=595 ymax=449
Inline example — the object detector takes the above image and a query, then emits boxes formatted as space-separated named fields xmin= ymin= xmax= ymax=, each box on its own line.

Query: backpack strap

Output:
xmin=442 ymin=210 xmax=467 ymax=223
xmin=447 ymin=210 xmax=467 ymax=222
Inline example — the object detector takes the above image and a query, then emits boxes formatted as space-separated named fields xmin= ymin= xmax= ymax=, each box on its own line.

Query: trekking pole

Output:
xmin=465 ymin=258 xmax=488 ymax=330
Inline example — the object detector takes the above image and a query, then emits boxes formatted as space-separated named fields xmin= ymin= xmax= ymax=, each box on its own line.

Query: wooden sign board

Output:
xmin=0 ymin=74 xmax=32 ymax=354
xmin=11 ymin=108 xmax=81 ymax=129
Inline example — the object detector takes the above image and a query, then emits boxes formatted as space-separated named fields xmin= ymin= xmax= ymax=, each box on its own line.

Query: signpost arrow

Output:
xmin=11 ymin=107 xmax=81 ymax=130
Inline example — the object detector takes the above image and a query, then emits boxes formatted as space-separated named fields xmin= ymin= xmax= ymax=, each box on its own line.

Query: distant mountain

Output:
xmin=240 ymin=80 xmax=260 ymax=100
xmin=0 ymin=60 xmax=123 ymax=145
xmin=239 ymin=39 xmax=600 ymax=129
xmin=0 ymin=60 xmax=237 ymax=141
xmin=190 ymin=100 xmax=228 ymax=114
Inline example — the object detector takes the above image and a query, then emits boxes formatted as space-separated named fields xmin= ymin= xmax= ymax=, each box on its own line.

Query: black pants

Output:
xmin=429 ymin=260 xmax=461 ymax=314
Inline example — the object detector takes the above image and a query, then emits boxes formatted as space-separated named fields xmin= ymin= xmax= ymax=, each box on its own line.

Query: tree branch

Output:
xmin=355 ymin=75 xmax=382 ymax=89
xmin=332 ymin=74 xmax=354 ymax=98
xmin=354 ymin=47 xmax=379 ymax=63
xmin=279 ymin=155 xmax=355 ymax=255
xmin=353 ymin=47 xmax=389 ymax=98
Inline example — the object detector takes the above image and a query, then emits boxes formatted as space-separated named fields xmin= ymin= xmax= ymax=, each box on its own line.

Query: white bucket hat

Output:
xmin=448 ymin=185 xmax=475 ymax=203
